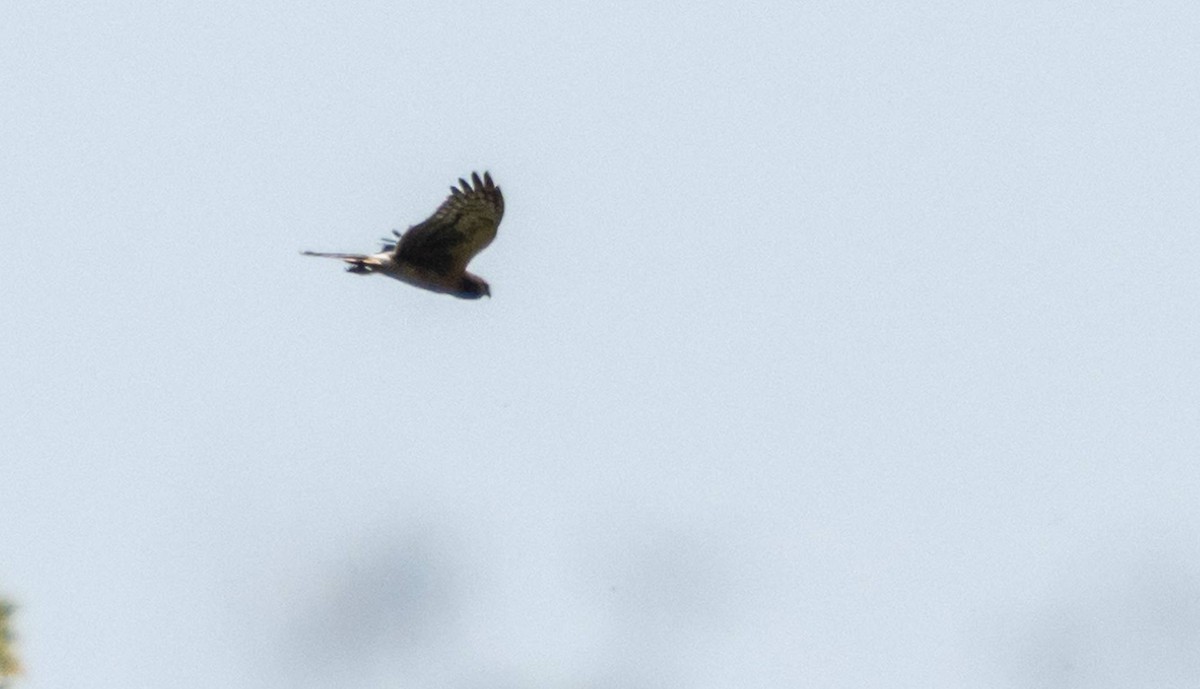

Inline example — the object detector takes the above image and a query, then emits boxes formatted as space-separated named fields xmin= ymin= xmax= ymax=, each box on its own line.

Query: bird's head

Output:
xmin=457 ymin=275 xmax=491 ymax=299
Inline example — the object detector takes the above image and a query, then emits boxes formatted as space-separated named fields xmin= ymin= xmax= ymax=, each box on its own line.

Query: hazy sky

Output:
xmin=3 ymin=2 xmax=1199 ymax=687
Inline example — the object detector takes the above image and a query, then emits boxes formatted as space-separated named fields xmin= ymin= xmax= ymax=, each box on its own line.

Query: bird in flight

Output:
xmin=303 ymin=172 xmax=504 ymax=299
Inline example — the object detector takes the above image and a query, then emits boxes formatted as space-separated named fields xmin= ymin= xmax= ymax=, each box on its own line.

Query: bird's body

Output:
xmin=303 ymin=172 xmax=504 ymax=299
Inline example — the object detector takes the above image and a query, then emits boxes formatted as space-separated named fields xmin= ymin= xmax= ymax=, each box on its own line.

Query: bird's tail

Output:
xmin=301 ymin=251 xmax=381 ymax=274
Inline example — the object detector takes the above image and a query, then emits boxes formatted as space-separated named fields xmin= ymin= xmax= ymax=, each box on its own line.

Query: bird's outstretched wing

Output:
xmin=395 ymin=172 xmax=504 ymax=276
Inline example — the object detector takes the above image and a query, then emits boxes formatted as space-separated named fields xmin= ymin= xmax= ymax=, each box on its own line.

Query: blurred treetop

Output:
xmin=0 ymin=599 xmax=18 ymax=686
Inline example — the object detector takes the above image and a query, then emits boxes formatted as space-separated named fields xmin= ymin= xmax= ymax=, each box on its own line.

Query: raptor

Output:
xmin=303 ymin=172 xmax=504 ymax=299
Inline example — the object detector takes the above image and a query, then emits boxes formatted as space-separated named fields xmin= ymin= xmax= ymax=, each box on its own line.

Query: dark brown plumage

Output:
xmin=303 ymin=172 xmax=504 ymax=299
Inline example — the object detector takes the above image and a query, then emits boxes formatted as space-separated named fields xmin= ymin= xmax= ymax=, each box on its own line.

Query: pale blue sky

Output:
xmin=3 ymin=2 xmax=1200 ymax=687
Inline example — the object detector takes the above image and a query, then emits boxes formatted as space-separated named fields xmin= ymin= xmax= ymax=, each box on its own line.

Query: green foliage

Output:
xmin=0 ymin=599 xmax=19 ymax=684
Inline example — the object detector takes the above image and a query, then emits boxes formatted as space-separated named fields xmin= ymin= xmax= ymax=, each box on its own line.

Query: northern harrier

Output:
xmin=303 ymin=172 xmax=504 ymax=299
